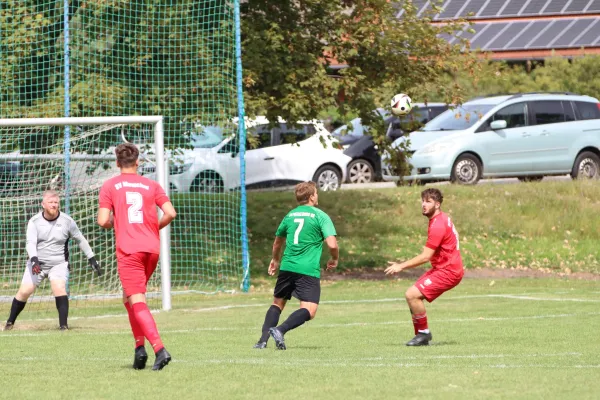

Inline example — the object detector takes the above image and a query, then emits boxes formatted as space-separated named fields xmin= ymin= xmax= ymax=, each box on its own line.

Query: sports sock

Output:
xmin=55 ymin=295 xmax=69 ymax=327
xmin=132 ymin=302 xmax=164 ymax=353
xmin=7 ymin=298 xmax=26 ymax=324
xmin=412 ymin=312 xmax=428 ymax=335
xmin=125 ymin=302 xmax=145 ymax=348
xmin=277 ymin=308 xmax=311 ymax=334
xmin=259 ymin=305 xmax=282 ymax=342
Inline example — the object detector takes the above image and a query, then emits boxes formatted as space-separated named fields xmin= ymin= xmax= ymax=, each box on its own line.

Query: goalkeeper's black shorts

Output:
xmin=273 ymin=271 xmax=320 ymax=304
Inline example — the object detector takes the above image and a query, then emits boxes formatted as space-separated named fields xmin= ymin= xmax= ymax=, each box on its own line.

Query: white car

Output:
xmin=142 ymin=117 xmax=350 ymax=192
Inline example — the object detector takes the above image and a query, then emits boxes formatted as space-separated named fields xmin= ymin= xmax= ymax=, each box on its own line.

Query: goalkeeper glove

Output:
xmin=88 ymin=257 xmax=103 ymax=277
xmin=30 ymin=256 xmax=41 ymax=275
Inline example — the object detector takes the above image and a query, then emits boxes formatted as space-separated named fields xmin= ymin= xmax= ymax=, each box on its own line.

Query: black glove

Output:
xmin=88 ymin=257 xmax=103 ymax=277
xmin=30 ymin=256 xmax=41 ymax=275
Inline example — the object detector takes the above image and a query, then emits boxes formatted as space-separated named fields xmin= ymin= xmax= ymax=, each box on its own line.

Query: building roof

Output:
xmin=400 ymin=0 xmax=600 ymax=60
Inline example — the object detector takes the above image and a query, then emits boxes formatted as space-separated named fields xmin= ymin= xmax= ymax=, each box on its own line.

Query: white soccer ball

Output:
xmin=390 ymin=93 xmax=413 ymax=116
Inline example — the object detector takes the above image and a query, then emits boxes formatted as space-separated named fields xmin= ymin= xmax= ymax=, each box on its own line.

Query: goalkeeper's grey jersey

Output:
xmin=26 ymin=212 xmax=94 ymax=267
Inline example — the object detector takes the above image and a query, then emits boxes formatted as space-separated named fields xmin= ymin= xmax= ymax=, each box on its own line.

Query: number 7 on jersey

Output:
xmin=293 ymin=218 xmax=305 ymax=244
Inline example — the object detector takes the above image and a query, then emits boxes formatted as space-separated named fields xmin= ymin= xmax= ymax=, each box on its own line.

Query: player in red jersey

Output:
xmin=385 ymin=188 xmax=463 ymax=346
xmin=97 ymin=143 xmax=177 ymax=370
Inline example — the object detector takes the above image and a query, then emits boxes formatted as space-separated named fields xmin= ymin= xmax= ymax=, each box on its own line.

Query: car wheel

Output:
xmin=450 ymin=154 xmax=482 ymax=185
xmin=347 ymin=159 xmax=375 ymax=184
xmin=571 ymin=151 xmax=600 ymax=180
xmin=312 ymin=165 xmax=342 ymax=191
xmin=191 ymin=171 xmax=224 ymax=193
xmin=518 ymin=176 xmax=544 ymax=182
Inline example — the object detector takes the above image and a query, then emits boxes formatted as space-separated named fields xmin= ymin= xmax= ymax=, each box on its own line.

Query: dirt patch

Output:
xmin=322 ymin=267 xmax=600 ymax=281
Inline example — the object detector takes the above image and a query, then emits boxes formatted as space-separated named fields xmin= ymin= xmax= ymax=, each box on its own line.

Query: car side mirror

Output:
xmin=490 ymin=120 xmax=507 ymax=130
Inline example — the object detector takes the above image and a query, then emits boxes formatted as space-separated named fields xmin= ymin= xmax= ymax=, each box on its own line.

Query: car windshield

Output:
xmin=420 ymin=104 xmax=495 ymax=131
xmin=332 ymin=118 xmax=366 ymax=137
xmin=190 ymin=126 xmax=225 ymax=148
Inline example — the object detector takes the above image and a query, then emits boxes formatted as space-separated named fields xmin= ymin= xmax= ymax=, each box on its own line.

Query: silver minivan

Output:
xmin=382 ymin=93 xmax=600 ymax=184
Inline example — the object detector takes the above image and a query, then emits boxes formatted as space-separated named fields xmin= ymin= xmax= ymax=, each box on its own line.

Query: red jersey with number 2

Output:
xmin=99 ymin=173 xmax=170 ymax=258
xmin=425 ymin=212 xmax=463 ymax=272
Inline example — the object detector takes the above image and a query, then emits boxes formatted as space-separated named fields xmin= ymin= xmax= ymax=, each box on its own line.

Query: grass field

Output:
xmin=3 ymin=277 xmax=600 ymax=399
xmin=247 ymin=180 xmax=600 ymax=276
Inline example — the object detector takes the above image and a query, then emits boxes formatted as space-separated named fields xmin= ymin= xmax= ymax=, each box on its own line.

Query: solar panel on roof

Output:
xmin=438 ymin=0 xmax=468 ymax=19
xmin=552 ymin=19 xmax=595 ymax=47
xmin=458 ymin=0 xmax=487 ymax=17
xmin=479 ymin=0 xmax=505 ymax=16
xmin=486 ymin=21 xmax=530 ymax=50
xmin=586 ymin=0 xmax=600 ymax=11
xmin=521 ymin=0 xmax=551 ymax=15
xmin=500 ymin=0 xmax=528 ymax=16
xmin=470 ymin=23 xmax=509 ymax=48
xmin=527 ymin=19 xmax=573 ymax=48
xmin=572 ymin=20 xmax=600 ymax=46
xmin=505 ymin=20 xmax=551 ymax=49
xmin=542 ymin=0 xmax=569 ymax=13
xmin=564 ymin=0 xmax=590 ymax=12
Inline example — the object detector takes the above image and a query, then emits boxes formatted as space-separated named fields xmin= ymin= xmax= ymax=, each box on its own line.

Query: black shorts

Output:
xmin=273 ymin=271 xmax=321 ymax=304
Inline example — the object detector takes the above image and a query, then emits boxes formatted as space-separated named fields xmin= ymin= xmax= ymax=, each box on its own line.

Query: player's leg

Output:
xmin=49 ymin=262 xmax=69 ymax=330
xmin=254 ymin=272 xmax=294 ymax=348
xmin=405 ymin=284 xmax=431 ymax=346
xmin=123 ymin=253 xmax=170 ymax=371
xmin=122 ymin=291 xmax=147 ymax=370
xmin=405 ymin=268 xmax=463 ymax=346
xmin=254 ymin=297 xmax=286 ymax=349
xmin=269 ymin=274 xmax=320 ymax=350
xmin=5 ymin=263 xmax=41 ymax=330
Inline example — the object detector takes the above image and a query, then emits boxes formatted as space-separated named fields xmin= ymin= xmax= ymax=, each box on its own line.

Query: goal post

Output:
xmin=0 ymin=116 xmax=174 ymax=311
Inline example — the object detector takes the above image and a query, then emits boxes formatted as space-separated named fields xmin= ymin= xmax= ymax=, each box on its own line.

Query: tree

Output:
xmin=240 ymin=0 xmax=479 ymax=180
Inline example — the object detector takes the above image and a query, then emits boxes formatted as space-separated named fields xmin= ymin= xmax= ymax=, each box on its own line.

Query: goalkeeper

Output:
xmin=3 ymin=190 xmax=101 ymax=331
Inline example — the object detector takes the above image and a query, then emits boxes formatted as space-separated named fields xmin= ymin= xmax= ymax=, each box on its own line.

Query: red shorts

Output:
xmin=117 ymin=252 xmax=160 ymax=297
xmin=415 ymin=267 xmax=464 ymax=302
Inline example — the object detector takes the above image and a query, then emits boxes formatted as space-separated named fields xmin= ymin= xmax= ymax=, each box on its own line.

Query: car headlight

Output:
xmin=169 ymin=162 xmax=193 ymax=175
xmin=418 ymin=142 xmax=453 ymax=155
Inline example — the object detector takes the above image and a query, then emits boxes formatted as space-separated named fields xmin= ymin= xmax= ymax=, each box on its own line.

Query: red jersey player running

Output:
xmin=385 ymin=188 xmax=463 ymax=346
xmin=97 ymin=143 xmax=177 ymax=370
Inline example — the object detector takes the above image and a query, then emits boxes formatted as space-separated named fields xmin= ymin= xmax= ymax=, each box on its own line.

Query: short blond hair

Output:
xmin=295 ymin=181 xmax=317 ymax=204
xmin=42 ymin=190 xmax=59 ymax=200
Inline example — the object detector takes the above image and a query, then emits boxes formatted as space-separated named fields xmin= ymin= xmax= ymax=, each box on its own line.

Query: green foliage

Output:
xmin=241 ymin=1 xmax=479 ymax=177
xmin=429 ymin=55 xmax=600 ymax=101
xmin=0 ymin=0 xmax=236 ymax=148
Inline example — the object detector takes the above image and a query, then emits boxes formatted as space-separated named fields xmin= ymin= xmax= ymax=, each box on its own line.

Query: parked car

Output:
xmin=382 ymin=92 xmax=600 ymax=185
xmin=141 ymin=117 xmax=350 ymax=192
xmin=332 ymin=104 xmax=448 ymax=183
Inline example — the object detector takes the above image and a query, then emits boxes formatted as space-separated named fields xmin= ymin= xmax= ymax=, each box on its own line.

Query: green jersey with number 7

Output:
xmin=275 ymin=205 xmax=337 ymax=278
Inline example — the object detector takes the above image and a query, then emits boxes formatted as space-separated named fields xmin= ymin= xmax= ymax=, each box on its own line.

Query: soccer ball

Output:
xmin=390 ymin=93 xmax=412 ymax=116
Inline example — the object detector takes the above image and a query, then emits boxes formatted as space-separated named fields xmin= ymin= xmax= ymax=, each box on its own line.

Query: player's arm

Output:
xmin=70 ymin=220 xmax=103 ymax=276
xmin=158 ymin=201 xmax=177 ymax=230
xmin=268 ymin=236 xmax=285 ymax=276
xmin=385 ymin=247 xmax=435 ymax=275
xmin=97 ymin=207 xmax=114 ymax=229
xmin=324 ymin=236 xmax=339 ymax=271
xmin=26 ymin=220 xmax=41 ymax=275
xmin=385 ymin=219 xmax=443 ymax=275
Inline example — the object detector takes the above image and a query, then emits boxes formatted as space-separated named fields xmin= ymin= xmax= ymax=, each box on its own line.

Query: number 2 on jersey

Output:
xmin=293 ymin=218 xmax=305 ymax=244
xmin=126 ymin=192 xmax=143 ymax=224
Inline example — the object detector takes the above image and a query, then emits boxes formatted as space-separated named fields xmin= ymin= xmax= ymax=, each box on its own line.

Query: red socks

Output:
xmin=412 ymin=312 xmax=428 ymax=334
xmin=124 ymin=302 xmax=145 ymax=348
xmin=132 ymin=302 xmax=164 ymax=353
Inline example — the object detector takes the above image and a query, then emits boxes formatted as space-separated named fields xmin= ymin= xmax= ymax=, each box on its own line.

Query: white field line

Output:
xmin=8 ymin=293 xmax=600 ymax=325
xmin=3 ymin=311 xmax=600 ymax=338
xmin=0 ymin=352 xmax=596 ymax=369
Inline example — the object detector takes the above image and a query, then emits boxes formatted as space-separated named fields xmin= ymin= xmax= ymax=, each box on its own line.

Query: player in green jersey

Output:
xmin=253 ymin=181 xmax=339 ymax=350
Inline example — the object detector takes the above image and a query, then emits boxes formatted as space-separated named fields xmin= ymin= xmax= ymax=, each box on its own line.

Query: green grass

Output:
xmin=2 ymin=278 xmax=600 ymax=399
xmin=247 ymin=180 xmax=600 ymax=276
